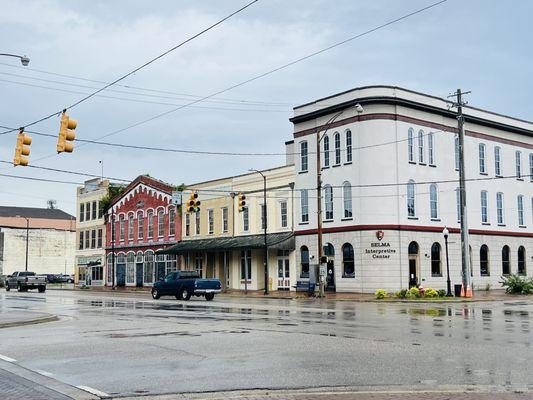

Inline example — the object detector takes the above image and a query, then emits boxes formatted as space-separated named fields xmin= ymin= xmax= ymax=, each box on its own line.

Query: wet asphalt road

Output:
xmin=1 ymin=290 xmax=533 ymax=398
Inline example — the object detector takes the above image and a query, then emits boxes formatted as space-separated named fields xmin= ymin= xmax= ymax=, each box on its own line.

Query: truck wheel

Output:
xmin=17 ymin=284 xmax=23 ymax=292
xmin=151 ymin=288 xmax=160 ymax=299
xmin=38 ymin=286 xmax=46 ymax=293
xmin=179 ymin=288 xmax=191 ymax=301
xmin=5 ymin=284 xmax=10 ymax=291
xmin=205 ymin=293 xmax=214 ymax=301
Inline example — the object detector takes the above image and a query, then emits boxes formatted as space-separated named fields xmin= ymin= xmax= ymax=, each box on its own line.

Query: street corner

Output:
xmin=0 ymin=308 xmax=58 ymax=329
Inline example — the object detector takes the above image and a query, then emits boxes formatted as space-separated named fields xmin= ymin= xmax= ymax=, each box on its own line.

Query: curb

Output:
xmin=0 ymin=314 xmax=59 ymax=329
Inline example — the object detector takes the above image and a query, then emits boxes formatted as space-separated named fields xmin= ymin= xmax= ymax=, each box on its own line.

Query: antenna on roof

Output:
xmin=47 ymin=199 xmax=57 ymax=209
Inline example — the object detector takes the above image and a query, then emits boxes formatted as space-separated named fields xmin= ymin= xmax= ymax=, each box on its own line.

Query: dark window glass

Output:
xmin=431 ymin=242 xmax=441 ymax=276
xmin=480 ymin=245 xmax=489 ymax=276
xmin=342 ymin=243 xmax=355 ymax=278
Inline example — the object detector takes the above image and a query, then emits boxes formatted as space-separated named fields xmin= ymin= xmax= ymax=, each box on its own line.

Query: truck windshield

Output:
xmin=19 ymin=272 xmax=35 ymax=276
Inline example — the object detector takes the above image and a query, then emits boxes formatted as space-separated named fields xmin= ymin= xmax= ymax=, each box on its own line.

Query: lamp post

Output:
xmin=443 ymin=226 xmax=452 ymax=297
xmin=0 ymin=53 xmax=30 ymax=66
xmin=249 ymin=168 xmax=268 ymax=295
xmin=15 ymin=215 xmax=30 ymax=271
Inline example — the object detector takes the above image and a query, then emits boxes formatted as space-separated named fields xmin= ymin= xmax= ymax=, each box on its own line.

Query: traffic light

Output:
xmin=13 ymin=129 xmax=32 ymax=166
xmin=238 ymin=192 xmax=246 ymax=212
xmin=57 ymin=111 xmax=77 ymax=153
xmin=186 ymin=192 xmax=201 ymax=213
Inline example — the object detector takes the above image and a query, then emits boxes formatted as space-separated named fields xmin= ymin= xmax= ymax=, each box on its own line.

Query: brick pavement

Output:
xmin=0 ymin=367 xmax=72 ymax=399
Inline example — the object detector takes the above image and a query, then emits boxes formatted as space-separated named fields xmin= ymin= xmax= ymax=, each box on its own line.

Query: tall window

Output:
xmin=119 ymin=215 xmax=125 ymax=241
xmin=346 ymin=130 xmax=352 ymax=163
xmin=137 ymin=212 xmax=144 ymax=240
xmin=157 ymin=210 xmax=165 ymax=237
xmin=185 ymin=213 xmax=190 ymax=236
xmin=221 ymin=207 xmax=228 ymax=233
xmin=518 ymin=195 xmax=525 ymax=226
xmin=407 ymin=180 xmax=415 ymax=217
xmin=456 ymin=188 xmax=461 ymax=222
xmin=240 ymin=250 xmax=252 ymax=280
xmin=300 ymin=246 xmax=309 ymax=278
xmin=516 ymin=150 xmax=522 ymax=179
xmin=195 ymin=211 xmax=201 ymax=235
xmin=430 ymin=183 xmax=438 ymax=219
xmin=428 ymin=132 xmax=435 ymax=165
xmin=518 ymin=246 xmax=526 ymax=275
xmin=431 ymin=242 xmax=441 ymax=276
xmin=300 ymin=189 xmax=309 ymax=223
xmin=454 ymin=135 xmax=460 ymax=170
xmin=480 ymin=191 xmax=488 ymax=223
xmin=97 ymin=228 xmax=103 ymax=248
xmin=208 ymin=209 xmax=214 ymax=234
xmin=496 ymin=192 xmax=504 ymax=224
xmin=79 ymin=203 xmax=85 ymax=222
xmin=323 ymin=135 xmax=330 ymax=167
xmin=408 ymin=128 xmax=414 ymax=162
xmin=85 ymin=202 xmax=91 ymax=221
xmin=85 ymin=229 xmax=90 ymax=248
xmin=530 ymin=153 xmax=533 ymax=181
xmin=79 ymin=231 xmax=84 ymax=250
xmin=91 ymin=229 xmax=96 ymax=249
xmin=261 ymin=204 xmax=266 ymax=230
xmin=98 ymin=201 xmax=103 ymax=219
xmin=92 ymin=200 xmax=97 ymax=220
xmin=502 ymin=245 xmax=511 ymax=275
xmin=324 ymin=185 xmax=333 ymax=220
xmin=169 ymin=208 xmax=175 ymax=236
xmin=418 ymin=130 xmax=424 ymax=163
xmin=480 ymin=245 xmax=489 ymax=276
xmin=126 ymin=252 xmax=135 ymax=284
xmin=342 ymin=243 xmax=355 ymax=278
xmin=300 ymin=141 xmax=308 ymax=172
xmin=128 ymin=214 xmax=134 ymax=241
xmin=334 ymin=132 xmax=341 ymax=165
xmin=243 ymin=207 xmax=249 ymax=232
xmin=144 ymin=251 xmax=154 ymax=284
xmin=280 ymin=201 xmax=288 ymax=228
xmin=147 ymin=211 xmax=154 ymax=238
xmin=343 ymin=181 xmax=352 ymax=218
xmin=195 ymin=252 xmax=203 ymax=278
xmin=494 ymin=146 xmax=501 ymax=176
xmin=479 ymin=143 xmax=486 ymax=173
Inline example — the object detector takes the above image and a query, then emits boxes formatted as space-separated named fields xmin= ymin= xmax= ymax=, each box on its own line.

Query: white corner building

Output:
xmin=291 ymin=86 xmax=533 ymax=293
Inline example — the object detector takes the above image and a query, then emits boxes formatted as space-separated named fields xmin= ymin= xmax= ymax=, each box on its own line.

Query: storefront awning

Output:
xmin=157 ymin=232 xmax=294 ymax=254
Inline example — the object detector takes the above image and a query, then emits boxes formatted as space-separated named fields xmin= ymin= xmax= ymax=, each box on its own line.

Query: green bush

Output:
xmin=406 ymin=287 xmax=420 ymax=299
xmin=424 ymin=288 xmax=439 ymax=298
xmin=375 ymin=289 xmax=388 ymax=299
xmin=501 ymin=274 xmax=533 ymax=295
xmin=395 ymin=289 xmax=408 ymax=298
xmin=437 ymin=289 xmax=446 ymax=297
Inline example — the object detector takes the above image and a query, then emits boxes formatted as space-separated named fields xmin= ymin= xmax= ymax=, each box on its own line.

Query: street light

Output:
xmin=15 ymin=215 xmax=30 ymax=271
xmin=248 ymin=168 xmax=268 ymax=295
xmin=0 ymin=53 xmax=30 ymax=66
xmin=443 ymin=226 xmax=453 ymax=297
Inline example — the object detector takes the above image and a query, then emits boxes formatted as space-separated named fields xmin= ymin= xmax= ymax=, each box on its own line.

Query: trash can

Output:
xmin=454 ymin=284 xmax=462 ymax=297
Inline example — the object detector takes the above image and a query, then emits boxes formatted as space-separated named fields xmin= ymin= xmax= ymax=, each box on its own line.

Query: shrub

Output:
xmin=424 ymin=288 xmax=439 ymax=298
xmin=406 ymin=287 xmax=420 ymax=299
xmin=395 ymin=289 xmax=408 ymax=298
xmin=501 ymin=274 xmax=533 ymax=295
xmin=375 ymin=289 xmax=388 ymax=299
xmin=437 ymin=289 xmax=446 ymax=297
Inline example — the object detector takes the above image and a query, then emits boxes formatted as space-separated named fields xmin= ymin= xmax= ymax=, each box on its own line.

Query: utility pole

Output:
xmin=449 ymin=88 xmax=472 ymax=297
xmin=249 ymin=169 xmax=268 ymax=295
xmin=24 ymin=218 xmax=29 ymax=272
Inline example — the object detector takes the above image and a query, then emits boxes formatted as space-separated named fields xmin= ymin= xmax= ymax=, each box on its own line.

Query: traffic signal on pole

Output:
xmin=186 ymin=192 xmax=201 ymax=213
xmin=238 ymin=192 xmax=246 ymax=212
xmin=13 ymin=129 xmax=32 ymax=166
xmin=57 ymin=111 xmax=77 ymax=153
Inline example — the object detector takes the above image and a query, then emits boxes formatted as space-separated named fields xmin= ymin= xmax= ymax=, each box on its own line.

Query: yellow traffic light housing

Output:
xmin=186 ymin=192 xmax=200 ymax=213
xmin=57 ymin=111 xmax=77 ymax=153
xmin=13 ymin=129 xmax=32 ymax=166
xmin=238 ymin=192 xmax=246 ymax=212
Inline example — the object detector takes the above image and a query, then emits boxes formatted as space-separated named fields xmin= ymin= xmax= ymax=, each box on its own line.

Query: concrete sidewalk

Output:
xmin=0 ymin=309 xmax=58 ymax=329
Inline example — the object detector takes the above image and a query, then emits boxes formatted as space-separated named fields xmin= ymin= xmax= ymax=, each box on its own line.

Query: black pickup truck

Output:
xmin=151 ymin=271 xmax=221 ymax=301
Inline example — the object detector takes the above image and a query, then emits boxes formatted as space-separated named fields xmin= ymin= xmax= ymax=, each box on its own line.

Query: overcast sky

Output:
xmin=0 ymin=0 xmax=531 ymax=215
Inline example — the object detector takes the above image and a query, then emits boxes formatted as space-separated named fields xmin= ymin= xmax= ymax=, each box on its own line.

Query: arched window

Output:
xmin=119 ymin=214 xmax=125 ymax=241
xmin=431 ymin=242 xmax=441 ymax=276
xmin=169 ymin=207 xmax=176 ymax=236
xmin=126 ymin=252 xmax=135 ymax=284
xmin=516 ymin=150 xmax=522 ymax=179
xmin=407 ymin=180 xmax=415 ymax=217
xmin=496 ymin=192 xmax=504 ymax=224
xmin=480 ymin=245 xmax=489 ymax=276
xmin=502 ymin=245 xmax=511 ymax=275
xmin=479 ymin=143 xmax=486 ymax=173
xmin=430 ymin=183 xmax=438 ymax=219
xmin=157 ymin=209 xmax=165 ymax=237
xmin=144 ymin=250 xmax=155 ymax=284
xmin=481 ymin=191 xmax=488 ymax=223
xmin=324 ymin=185 xmax=333 ymax=220
xmin=428 ymin=132 xmax=435 ymax=165
xmin=418 ymin=130 xmax=424 ymax=163
xmin=342 ymin=243 xmax=355 ymax=278
xmin=408 ymin=128 xmax=414 ymax=162
xmin=106 ymin=253 xmax=113 ymax=284
xmin=136 ymin=251 xmax=143 ymax=264
xmin=346 ymin=130 xmax=353 ymax=163
xmin=147 ymin=211 xmax=154 ymax=238
xmin=323 ymin=135 xmax=330 ymax=167
xmin=300 ymin=246 xmax=309 ymax=278
xmin=518 ymin=195 xmax=525 ymax=226
xmin=128 ymin=213 xmax=134 ymax=241
xmin=343 ymin=181 xmax=352 ymax=219
xmin=324 ymin=243 xmax=335 ymax=257
xmin=300 ymin=141 xmax=308 ymax=172
xmin=408 ymin=241 xmax=419 ymax=255
xmin=454 ymin=135 xmax=460 ymax=170
xmin=334 ymin=132 xmax=341 ymax=165
xmin=518 ymin=246 xmax=526 ymax=275
xmin=494 ymin=146 xmax=501 ymax=176
xmin=137 ymin=211 xmax=144 ymax=240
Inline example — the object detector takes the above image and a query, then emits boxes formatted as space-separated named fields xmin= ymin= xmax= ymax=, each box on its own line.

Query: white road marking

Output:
xmin=77 ymin=385 xmax=110 ymax=397
xmin=0 ymin=354 xmax=16 ymax=362
xmin=35 ymin=369 xmax=54 ymax=377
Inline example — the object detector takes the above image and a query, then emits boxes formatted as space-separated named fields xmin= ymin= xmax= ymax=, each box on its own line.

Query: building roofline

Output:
xmin=187 ymin=164 xmax=294 ymax=188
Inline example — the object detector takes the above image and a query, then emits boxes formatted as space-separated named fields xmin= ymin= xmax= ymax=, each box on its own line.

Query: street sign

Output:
xmin=319 ymin=265 xmax=326 ymax=277
xmin=171 ymin=191 xmax=182 ymax=206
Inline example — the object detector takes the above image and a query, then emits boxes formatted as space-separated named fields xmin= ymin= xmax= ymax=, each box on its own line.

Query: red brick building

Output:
xmin=105 ymin=175 xmax=181 ymax=287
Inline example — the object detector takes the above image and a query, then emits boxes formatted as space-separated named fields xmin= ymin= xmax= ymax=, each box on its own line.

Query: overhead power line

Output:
xmin=0 ymin=0 xmax=260 ymax=135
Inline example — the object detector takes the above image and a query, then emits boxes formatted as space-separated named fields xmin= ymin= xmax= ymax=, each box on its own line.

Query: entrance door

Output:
xmin=277 ymin=251 xmax=290 ymax=290
xmin=85 ymin=267 xmax=92 ymax=286
xmin=325 ymin=260 xmax=335 ymax=292
xmin=408 ymin=258 xmax=418 ymax=288
xmin=136 ymin=263 xmax=143 ymax=287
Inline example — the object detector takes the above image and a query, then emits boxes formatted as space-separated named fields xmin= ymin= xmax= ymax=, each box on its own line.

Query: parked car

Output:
xmin=44 ymin=274 xmax=59 ymax=283
xmin=5 ymin=271 xmax=47 ymax=292
xmin=151 ymin=271 xmax=221 ymax=301
xmin=57 ymin=274 xmax=74 ymax=283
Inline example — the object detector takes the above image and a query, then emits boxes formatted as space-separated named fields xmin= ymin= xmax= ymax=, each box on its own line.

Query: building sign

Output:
xmin=364 ymin=231 xmax=397 ymax=259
